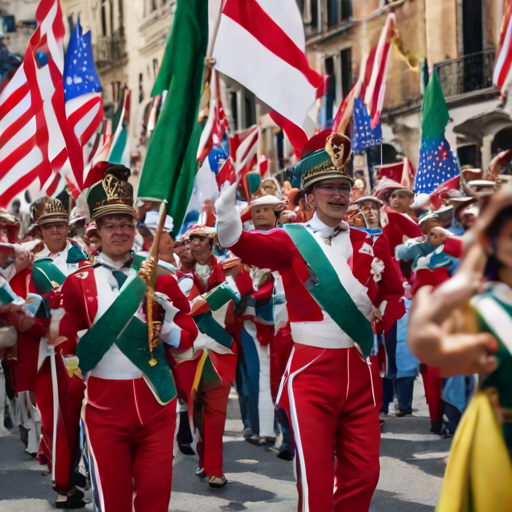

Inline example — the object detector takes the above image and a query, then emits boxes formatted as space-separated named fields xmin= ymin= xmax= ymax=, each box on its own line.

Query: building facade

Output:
xmin=302 ymin=0 xmax=512 ymax=172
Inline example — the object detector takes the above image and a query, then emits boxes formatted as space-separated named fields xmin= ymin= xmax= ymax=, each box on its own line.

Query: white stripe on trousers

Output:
xmin=286 ymin=348 xmax=326 ymax=512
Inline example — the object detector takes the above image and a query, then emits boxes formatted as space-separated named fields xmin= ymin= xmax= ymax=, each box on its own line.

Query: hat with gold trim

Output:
xmin=86 ymin=163 xmax=135 ymax=221
xmin=293 ymin=131 xmax=353 ymax=191
xmin=30 ymin=197 xmax=69 ymax=226
xmin=188 ymin=225 xmax=217 ymax=240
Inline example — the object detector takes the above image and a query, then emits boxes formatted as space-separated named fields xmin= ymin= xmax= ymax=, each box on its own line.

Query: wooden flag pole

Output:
xmin=146 ymin=201 xmax=167 ymax=366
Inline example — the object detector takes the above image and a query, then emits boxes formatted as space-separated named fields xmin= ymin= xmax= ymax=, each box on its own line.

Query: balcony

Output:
xmin=94 ymin=32 xmax=127 ymax=71
xmin=434 ymin=49 xmax=498 ymax=102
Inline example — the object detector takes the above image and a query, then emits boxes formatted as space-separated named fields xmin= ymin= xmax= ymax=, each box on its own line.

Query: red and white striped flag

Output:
xmin=229 ymin=124 xmax=259 ymax=177
xmin=0 ymin=0 xmax=82 ymax=207
xmin=197 ymin=69 xmax=229 ymax=166
xmin=363 ymin=13 xmax=395 ymax=129
xmin=213 ymin=0 xmax=323 ymax=127
xmin=494 ymin=0 xmax=512 ymax=92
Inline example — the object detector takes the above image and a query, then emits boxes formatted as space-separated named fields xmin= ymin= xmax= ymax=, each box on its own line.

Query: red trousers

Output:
xmin=421 ymin=365 xmax=443 ymax=423
xmin=278 ymin=345 xmax=381 ymax=512
xmin=33 ymin=355 xmax=85 ymax=493
xmin=193 ymin=377 xmax=231 ymax=477
xmin=83 ymin=377 xmax=176 ymax=512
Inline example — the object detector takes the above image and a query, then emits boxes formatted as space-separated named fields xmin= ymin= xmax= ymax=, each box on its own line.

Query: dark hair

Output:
xmin=485 ymin=204 xmax=512 ymax=280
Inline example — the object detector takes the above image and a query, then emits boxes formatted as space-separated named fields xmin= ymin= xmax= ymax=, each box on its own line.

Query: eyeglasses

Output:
xmin=315 ymin=184 xmax=351 ymax=195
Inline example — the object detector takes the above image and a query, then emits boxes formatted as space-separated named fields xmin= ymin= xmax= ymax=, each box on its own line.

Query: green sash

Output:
xmin=76 ymin=272 xmax=176 ymax=404
xmin=284 ymin=224 xmax=374 ymax=357
xmin=32 ymin=259 xmax=67 ymax=294
xmin=194 ymin=311 xmax=233 ymax=349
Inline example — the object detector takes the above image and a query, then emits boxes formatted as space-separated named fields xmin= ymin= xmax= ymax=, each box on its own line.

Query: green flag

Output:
xmin=137 ymin=0 xmax=208 ymax=234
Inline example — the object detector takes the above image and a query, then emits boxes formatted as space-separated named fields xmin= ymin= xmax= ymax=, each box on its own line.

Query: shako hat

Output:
xmin=294 ymin=131 xmax=353 ymax=191
xmin=86 ymin=162 xmax=135 ymax=221
xmin=31 ymin=197 xmax=69 ymax=226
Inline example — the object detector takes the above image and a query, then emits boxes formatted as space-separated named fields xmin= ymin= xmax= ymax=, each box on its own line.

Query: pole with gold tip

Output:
xmin=140 ymin=201 xmax=167 ymax=367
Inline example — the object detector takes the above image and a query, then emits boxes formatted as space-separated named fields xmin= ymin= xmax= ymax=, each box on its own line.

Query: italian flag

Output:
xmin=137 ymin=0 xmax=209 ymax=235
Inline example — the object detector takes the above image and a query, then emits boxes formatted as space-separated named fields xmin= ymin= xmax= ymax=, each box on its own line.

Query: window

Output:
xmin=151 ymin=0 xmax=158 ymax=12
xmin=230 ymin=91 xmax=238 ymax=132
xmin=101 ymin=1 xmax=107 ymax=36
xmin=245 ymin=96 xmax=256 ymax=128
xmin=341 ymin=48 xmax=352 ymax=98
xmin=139 ymin=73 xmax=144 ymax=104
xmin=341 ymin=0 xmax=352 ymax=20
xmin=327 ymin=0 xmax=338 ymax=28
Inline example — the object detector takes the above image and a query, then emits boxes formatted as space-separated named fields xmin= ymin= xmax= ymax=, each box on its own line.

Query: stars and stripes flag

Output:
xmin=333 ymin=13 xmax=394 ymax=142
xmin=212 ymin=0 xmax=323 ymax=128
xmin=0 ymin=0 xmax=84 ymax=207
xmin=63 ymin=18 xmax=104 ymax=189
xmin=414 ymin=71 xmax=460 ymax=195
xmin=493 ymin=0 xmax=512 ymax=93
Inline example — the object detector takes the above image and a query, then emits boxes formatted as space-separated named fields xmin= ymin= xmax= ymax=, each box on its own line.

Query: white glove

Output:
xmin=215 ymin=181 xmax=242 ymax=248
xmin=154 ymin=292 xmax=180 ymax=323
xmin=160 ymin=321 xmax=182 ymax=348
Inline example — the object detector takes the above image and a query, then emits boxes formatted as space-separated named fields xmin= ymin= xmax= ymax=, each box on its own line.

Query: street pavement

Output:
xmin=0 ymin=377 xmax=450 ymax=512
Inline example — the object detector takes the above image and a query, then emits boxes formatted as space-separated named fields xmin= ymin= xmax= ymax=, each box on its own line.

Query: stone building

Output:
xmin=302 ymin=0 xmax=512 ymax=171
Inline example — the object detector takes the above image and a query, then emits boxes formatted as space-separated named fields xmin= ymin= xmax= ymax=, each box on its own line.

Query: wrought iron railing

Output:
xmin=434 ymin=49 xmax=496 ymax=98
xmin=94 ymin=32 xmax=126 ymax=69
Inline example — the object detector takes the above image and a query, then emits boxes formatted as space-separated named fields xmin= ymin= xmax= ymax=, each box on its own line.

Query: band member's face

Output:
xmin=189 ymin=236 xmax=212 ymax=265
xmin=359 ymin=201 xmax=380 ymax=228
xmin=350 ymin=213 xmax=366 ymax=228
xmin=97 ymin=215 xmax=135 ymax=258
xmin=262 ymin=181 xmax=278 ymax=196
xmin=251 ymin=206 xmax=276 ymax=231
xmin=41 ymin=222 xmax=69 ymax=253
xmin=158 ymin=232 xmax=175 ymax=258
xmin=390 ymin=191 xmax=413 ymax=213
xmin=308 ymin=178 xmax=351 ymax=227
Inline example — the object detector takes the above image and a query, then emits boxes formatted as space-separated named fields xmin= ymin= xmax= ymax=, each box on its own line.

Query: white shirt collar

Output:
xmin=98 ymin=252 xmax=131 ymax=270
xmin=35 ymin=240 xmax=72 ymax=260
xmin=305 ymin=213 xmax=349 ymax=239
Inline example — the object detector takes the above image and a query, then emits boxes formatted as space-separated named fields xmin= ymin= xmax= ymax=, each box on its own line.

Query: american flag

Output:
xmin=0 ymin=0 xmax=74 ymax=207
xmin=493 ymin=0 xmax=512 ymax=93
xmin=352 ymin=96 xmax=382 ymax=152
xmin=63 ymin=18 xmax=104 ymax=189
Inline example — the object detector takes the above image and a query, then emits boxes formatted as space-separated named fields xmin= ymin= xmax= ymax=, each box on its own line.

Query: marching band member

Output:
xmin=215 ymin=132 xmax=391 ymax=512
xmin=59 ymin=164 xmax=197 ymax=511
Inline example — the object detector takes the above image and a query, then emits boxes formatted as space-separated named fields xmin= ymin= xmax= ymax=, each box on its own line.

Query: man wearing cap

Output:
xmin=232 ymin=195 xmax=286 ymax=446
xmin=172 ymin=225 xmax=238 ymax=488
xmin=15 ymin=197 xmax=89 ymax=508
xmin=58 ymin=163 xmax=198 ymax=511
xmin=374 ymin=180 xmax=423 ymax=259
xmin=216 ymin=132 xmax=386 ymax=511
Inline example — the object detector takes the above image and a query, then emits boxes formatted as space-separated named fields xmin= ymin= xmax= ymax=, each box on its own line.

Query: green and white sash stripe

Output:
xmin=284 ymin=224 xmax=374 ymax=357
xmin=76 ymin=274 xmax=147 ymax=373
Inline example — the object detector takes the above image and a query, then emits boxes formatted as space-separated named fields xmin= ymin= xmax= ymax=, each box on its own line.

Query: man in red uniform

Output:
xmin=59 ymin=163 xmax=197 ymax=511
xmin=15 ymin=197 xmax=89 ymax=509
xmin=216 ymin=132 xmax=394 ymax=512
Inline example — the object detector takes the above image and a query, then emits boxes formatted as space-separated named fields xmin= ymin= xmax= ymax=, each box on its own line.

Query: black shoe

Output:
xmin=55 ymin=489 xmax=85 ymax=509
xmin=430 ymin=421 xmax=443 ymax=434
xmin=396 ymin=408 xmax=413 ymax=417
xmin=277 ymin=443 xmax=294 ymax=461
xmin=18 ymin=425 xmax=29 ymax=448
xmin=179 ymin=443 xmax=195 ymax=456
